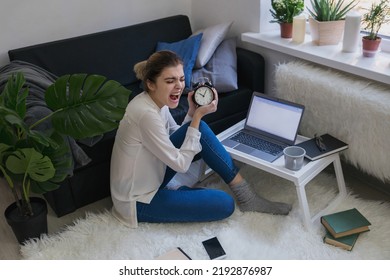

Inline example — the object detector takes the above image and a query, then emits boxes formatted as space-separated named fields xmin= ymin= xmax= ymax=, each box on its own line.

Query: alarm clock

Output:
xmin=192 ymin=80 xmax=215 ymax=106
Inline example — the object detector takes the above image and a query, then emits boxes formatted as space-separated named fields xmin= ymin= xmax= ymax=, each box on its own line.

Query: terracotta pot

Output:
xmin=280 ymin=22 xmax=293 ymax=39
xmin=309 ymin=18 xmax=345 ymax=45
xmin=362 ymin=36 xmax=381 ymax=57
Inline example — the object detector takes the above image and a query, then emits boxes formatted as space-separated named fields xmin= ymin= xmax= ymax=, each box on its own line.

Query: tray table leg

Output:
xmin=295 ymin=182 xmax=312 ymax=230
xmin=296 ymin=155 xmax=347 ymax=230
xmin=333 ymin=156 xmax=347 ymax=198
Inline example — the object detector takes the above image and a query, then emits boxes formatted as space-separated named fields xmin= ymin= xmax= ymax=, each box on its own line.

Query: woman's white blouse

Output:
xmin=110 ymin=92 xmax=202 ymax=228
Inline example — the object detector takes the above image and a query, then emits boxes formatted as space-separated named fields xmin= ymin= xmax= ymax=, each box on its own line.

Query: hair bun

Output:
xmin=134 ymin=60 xmax=147 ymax=80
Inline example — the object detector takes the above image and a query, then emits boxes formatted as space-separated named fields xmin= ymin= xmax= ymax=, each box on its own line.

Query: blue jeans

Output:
xmin=137 ymin=121 xmax=239 ymax=223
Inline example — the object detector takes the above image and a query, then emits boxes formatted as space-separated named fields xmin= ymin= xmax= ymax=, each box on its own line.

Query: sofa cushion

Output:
xmin=192 ymin=38 xmax=237 ymax=93
xmin=156 ymin=33 xmax=202 ymax=88
xmin=192 ymin=21 xmax=233 ymax=68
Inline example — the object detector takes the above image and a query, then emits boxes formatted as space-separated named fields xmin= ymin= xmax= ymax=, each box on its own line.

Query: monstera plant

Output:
xmin=0 ymin=72 xmax=131 ymax=219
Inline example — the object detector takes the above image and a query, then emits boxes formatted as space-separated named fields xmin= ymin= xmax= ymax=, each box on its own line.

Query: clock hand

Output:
xmin=197 ymin=89 xmax=205 ymax=97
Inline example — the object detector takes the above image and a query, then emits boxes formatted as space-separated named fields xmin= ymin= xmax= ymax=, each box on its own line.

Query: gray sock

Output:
xmin=230 ymin=179 xmax=291 ymax=215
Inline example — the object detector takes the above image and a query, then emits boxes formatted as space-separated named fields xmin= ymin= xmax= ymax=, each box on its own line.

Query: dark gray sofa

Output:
xmin=8 ymin=15 xmax=265 ymax=216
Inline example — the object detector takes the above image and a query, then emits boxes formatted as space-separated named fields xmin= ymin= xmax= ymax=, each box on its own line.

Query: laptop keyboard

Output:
xmin=231 ymin=132 xmax=284 ymax=156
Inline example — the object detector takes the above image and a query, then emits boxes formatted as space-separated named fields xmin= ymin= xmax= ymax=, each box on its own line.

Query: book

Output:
xmin=155 ymin=247 xmax=192 ymax=260
xmin=321 ymin=208 xmax=371 ymax=238
xmin=323 ymin=231 xmax=360 ymax=251
xmin=296 ymin=133 xmax=348 ymax=161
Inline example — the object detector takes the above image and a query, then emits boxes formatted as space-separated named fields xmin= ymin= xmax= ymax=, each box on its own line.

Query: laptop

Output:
xmin=221 ymin=92 xmax=305 ymax=162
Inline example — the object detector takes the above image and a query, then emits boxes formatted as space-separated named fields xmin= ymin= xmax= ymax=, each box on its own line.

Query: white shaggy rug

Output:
xmin=21 ymin=164 xmax=390 ymax=260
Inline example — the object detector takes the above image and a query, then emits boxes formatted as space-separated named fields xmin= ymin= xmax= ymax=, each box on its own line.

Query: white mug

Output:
xmin=283 ymin=146 xmax=306 ymax=171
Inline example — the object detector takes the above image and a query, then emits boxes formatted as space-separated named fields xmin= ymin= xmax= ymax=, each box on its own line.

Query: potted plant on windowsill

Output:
xmin=0 ymin=72 xmax=131 ymax=244
xmin=307 ymin=0 xmax=358 ymax=45
xmin=270 ymin=0 xmax=305 ymax=38
xmin=361 ymin=0 xmax=390 ymax=57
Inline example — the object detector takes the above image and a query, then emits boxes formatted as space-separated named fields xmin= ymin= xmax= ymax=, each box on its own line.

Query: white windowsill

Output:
xmin=241 ymin=31 xmax=390 ymax=86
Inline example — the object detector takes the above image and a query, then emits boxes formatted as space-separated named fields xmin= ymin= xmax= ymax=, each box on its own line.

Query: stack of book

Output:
xmin=321 ymin=208 xmax=371 ymax=251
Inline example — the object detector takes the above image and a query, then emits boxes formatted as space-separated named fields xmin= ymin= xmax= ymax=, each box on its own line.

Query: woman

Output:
xmin=110 ymin=50 xmax=291 ymax=228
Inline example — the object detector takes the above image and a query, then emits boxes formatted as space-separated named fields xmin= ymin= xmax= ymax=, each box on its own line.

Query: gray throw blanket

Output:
xmin=0 ymin=60 xmax=97 ymax=171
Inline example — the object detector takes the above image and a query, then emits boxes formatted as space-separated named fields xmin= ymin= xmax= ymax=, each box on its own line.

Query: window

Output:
xmin=357 ymin=0 xmax=390 ymax=37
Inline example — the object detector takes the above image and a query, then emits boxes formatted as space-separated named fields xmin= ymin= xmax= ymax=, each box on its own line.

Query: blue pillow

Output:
xmin=156 ymin=33 xmax=202 ymax=88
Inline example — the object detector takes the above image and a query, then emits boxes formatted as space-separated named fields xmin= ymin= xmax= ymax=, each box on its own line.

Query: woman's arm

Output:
xmin=140 ymin=110 xmax=202 ymax=173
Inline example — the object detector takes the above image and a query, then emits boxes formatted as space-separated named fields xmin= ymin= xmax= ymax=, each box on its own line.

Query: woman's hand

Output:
xmin=187 ymin=90 xmax=197 ymax=118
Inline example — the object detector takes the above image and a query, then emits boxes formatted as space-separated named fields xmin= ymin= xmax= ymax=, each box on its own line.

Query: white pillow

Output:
xmin=192 ymin=38 xmax=237 ymax=92
xmin=192 ymin=21 xmax=233 ymax=68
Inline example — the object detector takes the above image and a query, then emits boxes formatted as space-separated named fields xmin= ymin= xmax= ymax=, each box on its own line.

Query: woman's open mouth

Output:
xmin=169 ymin=93 xmax=180 ymax=103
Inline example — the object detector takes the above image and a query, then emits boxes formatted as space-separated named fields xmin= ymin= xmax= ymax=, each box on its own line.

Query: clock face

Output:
xmin=193 ymin=86 xmax=214 ymax=106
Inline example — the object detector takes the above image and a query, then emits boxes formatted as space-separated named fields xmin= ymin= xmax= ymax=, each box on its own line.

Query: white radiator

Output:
xmin=275 ymin=61 xmax=390 ymax=181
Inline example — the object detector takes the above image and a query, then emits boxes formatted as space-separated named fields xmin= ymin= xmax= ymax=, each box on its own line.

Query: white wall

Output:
xmin=0 ymin=0 xmax=191 ymax=66
xmin=190 ymin=0 xmax=260 ymax=38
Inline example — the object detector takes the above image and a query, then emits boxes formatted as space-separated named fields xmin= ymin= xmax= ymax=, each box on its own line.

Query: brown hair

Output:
xmin=133 ymin=50 xmax=183 ymax=92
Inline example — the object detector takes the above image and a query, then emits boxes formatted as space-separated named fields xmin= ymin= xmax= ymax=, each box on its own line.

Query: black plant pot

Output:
xmin=4 ymin=197 xmax=48 ymax=244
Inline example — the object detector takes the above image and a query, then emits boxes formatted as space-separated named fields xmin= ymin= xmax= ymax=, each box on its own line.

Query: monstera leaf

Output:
xmin=42 ymin=132 xmax=73 ymax=183
xmin=5 ymin=148 xmax=55 ymax=182
xmin=5 ymin=148 xmax=56 ymax=202
xmin=45 ymin=74 xmax=130 ymax=139
xmin=0 ymin=72 xmax=28 ymax=119
xmin=0 ymin=106 xmax=57 ymax=148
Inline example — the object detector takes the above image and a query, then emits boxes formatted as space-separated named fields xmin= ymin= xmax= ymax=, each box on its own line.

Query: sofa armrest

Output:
xmin=236 ymin=47 xmax=265 ymax=93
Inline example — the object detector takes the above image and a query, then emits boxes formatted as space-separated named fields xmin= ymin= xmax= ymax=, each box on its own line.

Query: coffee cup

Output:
xmin=283 ymin=146 xmax=306 ymax=171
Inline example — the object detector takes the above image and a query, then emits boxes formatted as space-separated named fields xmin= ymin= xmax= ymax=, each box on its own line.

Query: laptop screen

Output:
xmin=245 ymin=93 xmax=304 ymax=144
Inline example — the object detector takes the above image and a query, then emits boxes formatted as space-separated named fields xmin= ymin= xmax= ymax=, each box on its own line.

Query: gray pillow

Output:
xmin=192 ymin=21 xmax=233 ymax=68
xmin=192 ymin=38 xmax=237 ymax=93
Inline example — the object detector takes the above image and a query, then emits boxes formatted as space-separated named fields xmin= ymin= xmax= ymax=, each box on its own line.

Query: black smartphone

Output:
xmin=202 ymin=237 xmax=226 ymax=260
